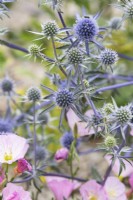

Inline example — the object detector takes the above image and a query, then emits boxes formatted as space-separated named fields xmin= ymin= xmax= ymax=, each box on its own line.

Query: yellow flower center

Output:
xmin=108 ymin=189 xmax=116 ymax=198
xmin=88 ymin=194 xmax=98 ymax=200
xmin=4 ymin=153 xmax=13 ymax=161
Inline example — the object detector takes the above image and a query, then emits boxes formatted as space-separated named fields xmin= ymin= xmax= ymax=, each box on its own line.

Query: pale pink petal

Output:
xmin=67 ymin=109 xmax=97 ymax=137
xmin=0 ymin=134 xmax=29 ymax=164
xmin=2 ymin=183 xmax=31 ymax=200
xmin=105 ymin=155 xmax=133 ymax=177
xmin=46 ymin=177 xmax=81 ymax=200
xmin=80 ymin=180 xmax=107 ymax=200
xmin=104 ymin=177 xmax=127 ymax=200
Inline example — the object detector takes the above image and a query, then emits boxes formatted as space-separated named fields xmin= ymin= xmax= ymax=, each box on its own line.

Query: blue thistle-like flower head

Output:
xmin=74 ymin=17 xmax=99 ymax=41
xmin=26 ymin=87 xmax=42 ymax=102
xmin=55 ymin=89 xmax=74 ymax=108
xmin=1 ymin=77 xmax=14 ymax=93
xmin=123 ymin=0 xmax=133 ymax=19
xmin=0 ymin=119 xmax=13 ymax=134
xmin=35 ymin=146 xmax=48 ymax=161
xmin=114 ymin=106 xmax=132 ymax=125
xmin=99 ymin=49 xmax=118 ymax=67
xmin=109 ymin=17 xmax=122 ymax=30
xmin=41 ymin=21 xmax=59 ymax=37
xmin=67 ymin=48 xmax=83 ymax=64
xmin=60 ymin=132 xmax=74 ymax=149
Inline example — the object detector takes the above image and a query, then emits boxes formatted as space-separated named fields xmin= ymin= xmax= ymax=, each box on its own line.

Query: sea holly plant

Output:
xmin=0 ymin=0 xmax=133 ymax=199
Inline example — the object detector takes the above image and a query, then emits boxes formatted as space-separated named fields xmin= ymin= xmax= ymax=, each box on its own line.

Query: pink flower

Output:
xmin=105 ymin=155 xmax=133 ymax=177
xmin=15 ymin=158 xmax=32 ymax=174
xmin=67 ymin=109 xmax=101 ymax=137
xmin=46 ymin=177 xmax=80 ymax=200
xmin=104 ymin=177 xmax=127 ymax=200
xmin=129 ymin=173 xmax=133 ymax=190
xmin=79 ymin=180 xmax=107 ymax=200
xmin=2 ymin=183 xmax=32 ymax=200
xmin=0 ymin=134 xmax=29 ymax=164
xmin=55 ymin=148 xmax=69 ymax=162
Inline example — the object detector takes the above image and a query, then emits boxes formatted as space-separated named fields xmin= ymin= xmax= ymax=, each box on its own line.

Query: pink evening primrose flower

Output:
xmin=67 ymin=109 xmax=101 ymax=137
xmin=105 ymin=155 xmax=133 ymax=178
xmin=46 ymin=177 xmax=81 ymax=200
xmin=79 ymin=180 xmax=107 ymax=200
xmin=0 ymin=134 xmax=29 ymax=164
xmin=54 ymin=148 xmax=69 ymax=162
xmin=2 ymin=183 xmax=32 ymax=200
xmin=104 ymin=176 xmax=127 ymax=200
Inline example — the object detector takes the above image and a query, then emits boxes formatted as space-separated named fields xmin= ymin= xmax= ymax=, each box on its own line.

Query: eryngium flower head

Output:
xmin=0 ymin=119 xmax=13 ymax=134
xmin=115 ymin=106 xmax=132 ymax=125
xmin=35 ymin=146 xmax=48 ymax=161
xmin=55 ymin=89 xmax=74 ymax=108
xmin=28 ymin=44 xmax=40 ymax=56
xmin=74 ymin=17 xmax=99 ymax=41
xmin=61 ymin=132 xmax=74 ymax=149
xmin=102 ymin=103 xmax=114 ymax=115
xmin=41 ymin=21 xmax=59 ymax=37
xmin=1 ymin=78 xmax=14 ymax=93
xmin=26 ymin=87 xmax=41 ymax=102
xmin=99 ymin=49 xmax=118 ymax=67
xmin=67 ymin=48 xmax=83 ymax=64
xmin=123 ymin=1 xmax=133 ymax=19
xmin=104 ymin=135 xmax=116 ymax=148
xmin=37 ymin=112 xmax=49 ymax=125
xmin=109 ymin=17 xmax=122 ymax=30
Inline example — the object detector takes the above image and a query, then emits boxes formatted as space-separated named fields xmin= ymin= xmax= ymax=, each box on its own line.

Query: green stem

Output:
xmin=51 ymin=36 xmax=58 ymax=61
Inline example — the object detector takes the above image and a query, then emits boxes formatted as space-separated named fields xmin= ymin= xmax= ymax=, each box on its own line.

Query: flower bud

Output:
xmin=104 ymin=136 xmax=116 ymax=148
xmin=55 ymin=148 xmax=69 ymax=162
xmin=14 ymin=159 xmax=32 ymax=174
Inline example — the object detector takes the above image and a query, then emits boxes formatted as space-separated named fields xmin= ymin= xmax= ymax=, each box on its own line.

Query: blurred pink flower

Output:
xmin=104 ymin=176 xmax=127 ymax=200
xmin=46 ymin=177 xmax=80 ymax=200
xmin=2 ymin=183 xmax=31 ymax=200
xmin=15 ymin=158 xmax=32 ymax=174
xmin=54 ymin=148 xmax=69 ymax=162
xmin=0 ymin=134 xmax=29 ymax=164
xmin=67 ymin=109 xmax=99 ymax=137
xmin=129 ymin=173 xmax=133 ymax=190
xmin=79 ymin=180 xmax=107 ymax=200
xmin=105 ymin=155 xmax=133 ymax=177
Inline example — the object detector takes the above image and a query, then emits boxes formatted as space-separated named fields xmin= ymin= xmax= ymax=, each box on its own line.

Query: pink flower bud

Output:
xmin=15 ymin=159 xmax=32 ymax=174
xmin=55 ymin=148 xmax=69 ymax=162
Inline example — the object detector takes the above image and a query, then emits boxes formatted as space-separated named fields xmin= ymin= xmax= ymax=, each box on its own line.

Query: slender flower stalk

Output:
xmin=95 ymin=81 xmax=133 ymax=94
xmin=33 ymin=102 xmax=37 ymax=170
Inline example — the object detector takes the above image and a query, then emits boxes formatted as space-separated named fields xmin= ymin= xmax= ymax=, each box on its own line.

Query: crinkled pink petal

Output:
xmin=46 ymin=177 xmax=81 ymax=200
xmin=80 ymin=180 xmax=107 ymax=200
xmin=104 ymin=177 xmax=127 ymax=200
xmin=67 ymin=109 xmax=98 ymax=137
xmin=129 ymin=173 xmax=133 ymax=189
xmin=2 ymin=183 xmax=31 ymax=200
xmin=105 ymin=155 xmax=133 ymax=177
